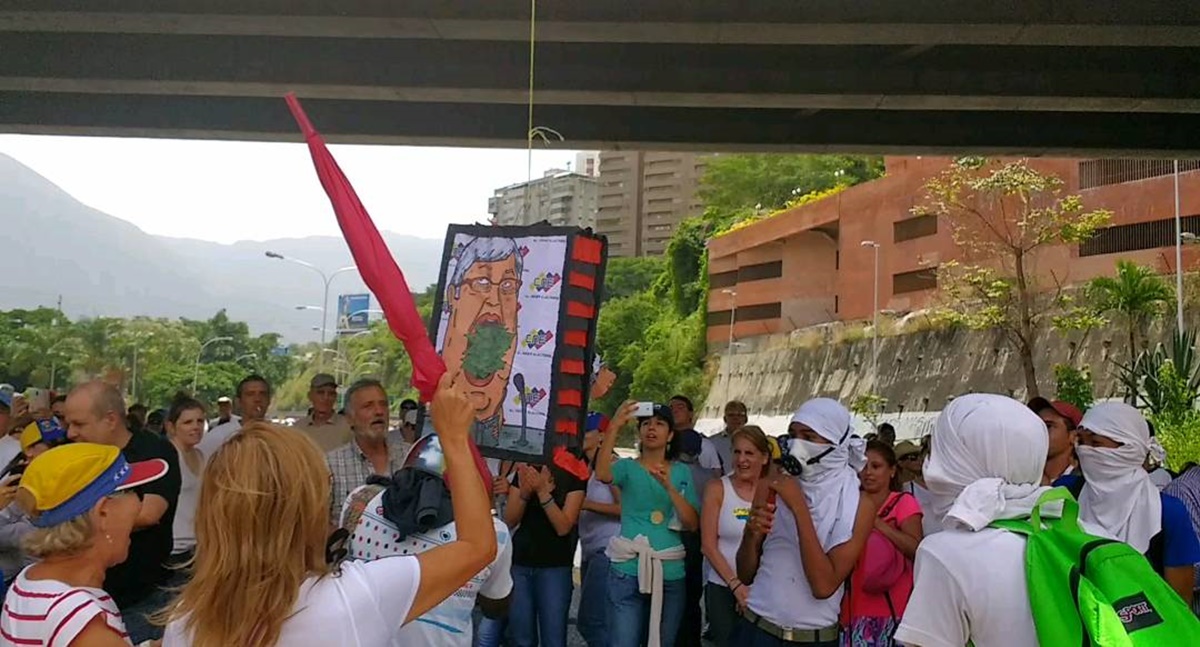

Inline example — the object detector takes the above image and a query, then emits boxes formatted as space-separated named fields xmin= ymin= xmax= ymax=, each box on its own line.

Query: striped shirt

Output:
xmin=326 ymin=431 xmax=411 ymax=526
xmin=0 ymin=568 xmax=129 ymax=646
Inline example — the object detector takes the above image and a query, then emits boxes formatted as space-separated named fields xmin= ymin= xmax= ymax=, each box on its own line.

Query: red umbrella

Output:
xmin=284 ymin=94 xmax=445 ymax=401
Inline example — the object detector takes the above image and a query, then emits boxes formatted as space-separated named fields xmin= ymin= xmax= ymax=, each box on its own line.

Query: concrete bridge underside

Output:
xmin=3 ymin=1 xmax=1200 ymax=155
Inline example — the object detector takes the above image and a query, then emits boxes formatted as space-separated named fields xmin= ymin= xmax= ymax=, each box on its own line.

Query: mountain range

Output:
xmin=0 ymin=152 xmax=444 ymax=341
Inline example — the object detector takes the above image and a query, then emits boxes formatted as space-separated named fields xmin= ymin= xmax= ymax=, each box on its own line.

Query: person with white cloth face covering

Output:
xmin=734 ymin=398 xmax=874 ymax=647
xmin=1075 ymin=402 xmax=1200 ymax=605
xmin=895 ymin=394 xmax=1057 ymax=647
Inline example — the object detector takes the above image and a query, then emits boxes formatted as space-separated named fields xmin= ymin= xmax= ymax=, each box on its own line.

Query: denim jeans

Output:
xmin=730 ymin=616 xmax=838 ymax=647
xmin=477 ymin=614 xmax=508 ymax=647
xmin=509 ymin=564 xmax=574 ymax=647
xmin=607 ymin=567 xmax=686 ymax=647
xmin=577 ymin=550 xmax=611 ymax=647
xmin=119 ymin=586 xmax=172 ymax=644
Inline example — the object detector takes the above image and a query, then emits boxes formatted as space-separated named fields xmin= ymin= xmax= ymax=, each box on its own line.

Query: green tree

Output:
xmin=850 ymin=394 xmax=888 ymax=428
xmin=593 ymin=292 xmax=661 ymax=417
xmin=1086 ymin=260 xmax=1173 ymax=363
xmin=700 ymin=154 xmax=884 ymax=215
xmin=1053 ymin=364 xmax=1095 ymax=411
xmin=924 ymin=158 xmax=1112 ymax=398
xmin=603 ymin=257 xmax=665 ymax=303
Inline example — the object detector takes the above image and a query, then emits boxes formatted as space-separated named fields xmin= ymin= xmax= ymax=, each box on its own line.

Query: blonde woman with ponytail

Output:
xmin=160 ymin=374 xmax=496 ymax=646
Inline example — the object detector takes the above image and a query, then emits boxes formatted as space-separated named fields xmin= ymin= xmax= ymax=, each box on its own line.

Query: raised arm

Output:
xmin=409 ymin=375 xmax=498 ymax=624
xmin=595 ymin=401 xmax=636 ymax=484
xmin=774 ymin=478 xmax=875 ymax=599
xmin=736 ymin=475 xmax=775 ymax=584
xmin=535 ymin=467 xmax=585 ymax=537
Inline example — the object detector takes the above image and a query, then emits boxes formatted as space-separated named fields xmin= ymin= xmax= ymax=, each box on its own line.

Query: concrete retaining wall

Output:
xmin=695 ymin=319 xmax=1183 ymax=439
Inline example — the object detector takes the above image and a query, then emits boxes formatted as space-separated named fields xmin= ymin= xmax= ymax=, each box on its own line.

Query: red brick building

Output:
xmin=707 ymin=157 xmax=1200 ymax=346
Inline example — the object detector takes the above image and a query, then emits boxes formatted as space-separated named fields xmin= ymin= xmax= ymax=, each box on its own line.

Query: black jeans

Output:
xmin=705 ymin=583 xmax=739 ymax=647
xmin=678 ymin=531 xmax=704 ymax=647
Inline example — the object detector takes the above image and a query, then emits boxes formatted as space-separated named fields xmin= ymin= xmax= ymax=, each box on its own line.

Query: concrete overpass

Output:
xmin=3 ymin=1 xmax=1200 ymax=155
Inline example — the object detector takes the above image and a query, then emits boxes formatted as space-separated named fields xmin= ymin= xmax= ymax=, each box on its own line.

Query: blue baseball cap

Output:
xmin=586 ymin=412 xmax=610 ymax=433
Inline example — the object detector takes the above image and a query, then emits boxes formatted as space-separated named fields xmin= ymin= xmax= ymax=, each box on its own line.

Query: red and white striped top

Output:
xmin=0 ymin=568 xmax=130 ymax=646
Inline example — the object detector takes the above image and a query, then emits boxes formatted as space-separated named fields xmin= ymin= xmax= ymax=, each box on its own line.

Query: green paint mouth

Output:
xmin=463 ymin=321 xmax=514 ymax=383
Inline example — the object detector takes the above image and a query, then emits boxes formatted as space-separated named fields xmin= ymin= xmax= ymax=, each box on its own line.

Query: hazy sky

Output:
xmin=0 ymin=134 xmax=581 ymax=243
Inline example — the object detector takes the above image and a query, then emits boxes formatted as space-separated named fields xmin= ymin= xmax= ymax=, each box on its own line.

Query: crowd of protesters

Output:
xmin=0 ymin=355 xmax=1199 ymax=646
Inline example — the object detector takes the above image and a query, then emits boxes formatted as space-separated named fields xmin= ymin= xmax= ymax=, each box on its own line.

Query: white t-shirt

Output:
xmin=172 ymin=447 xmax=205 ymax=555
xmin=0 ymin=435 xmax=22 ymax=473
xmin=196 ymin=420 xmax=241 ymax=456
xmin=895 ymin=528 xmax=1035 ymax=647
xmin=1149 ymin=467 xmax=1172 ymax=490
xmin=347 ymin=487 xmax=513 ymax=647
xmin=1 ymin=568 xmax=130 ymax=646
xmin=904 ymin=481 xmax=944 ymax=536
xmin=162 ymin=557 xmax=421 ymax=646
xmin=745 ymin=502 xmax=843 ymax=630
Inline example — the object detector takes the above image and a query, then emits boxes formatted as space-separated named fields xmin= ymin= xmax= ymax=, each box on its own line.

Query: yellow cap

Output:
xmin=19 ymin=419 xmax=67 ymax=452
xmin=20 ymin=443 xmax=168 ymax=528
xmin=767 ymin=435 xmax=783 ymax=460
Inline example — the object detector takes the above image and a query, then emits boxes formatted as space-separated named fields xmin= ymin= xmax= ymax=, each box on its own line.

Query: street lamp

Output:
xmin=352 ymin=349 xmax=380 ymax=363
xmin=193 ymin=336 xmax=234 ymax=393
xmin=861 ymin=240 xmax=882 ymax=388
xmin=46 ymin=338 xmax=71 ymax=391
xmin=265 ymin=251 xmax=356 ymax=347
xmin=1175 ymin=161 xmax=1185 ymax=332
xmin=235 ymin=353 xmax=258 ymax=363
xmin=129 ymin=332 xmax=154 ymax=403
xmin=721 ymin=289 xmax=738 ymax=351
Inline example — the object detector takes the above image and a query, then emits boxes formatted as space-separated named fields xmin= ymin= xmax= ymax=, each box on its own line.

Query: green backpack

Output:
xmin=990 ymin=488 xmax=1200 ymax=646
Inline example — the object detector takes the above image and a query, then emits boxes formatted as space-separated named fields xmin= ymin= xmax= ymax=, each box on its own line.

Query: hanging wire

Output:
xmin=520 ymin=0 xmax=564 ymax=224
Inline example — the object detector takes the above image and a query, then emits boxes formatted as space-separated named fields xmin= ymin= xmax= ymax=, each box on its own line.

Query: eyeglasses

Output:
xmin=465 ymin=276 xmax=519 ymax=296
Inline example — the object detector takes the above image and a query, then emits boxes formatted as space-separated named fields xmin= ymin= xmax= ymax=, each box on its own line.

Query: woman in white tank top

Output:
xmin=700 ymin=426 xmax=770 ymax=646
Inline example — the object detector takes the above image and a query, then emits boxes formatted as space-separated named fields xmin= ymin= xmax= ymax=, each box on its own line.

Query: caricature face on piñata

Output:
xmin=442 ymin=237 xmax=523 ymax=433
xmin=433 ymin=226 xmax=583 ymax=462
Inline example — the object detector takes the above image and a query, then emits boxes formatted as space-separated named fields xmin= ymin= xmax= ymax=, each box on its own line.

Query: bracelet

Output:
xmin=730 ymin=581 xmax=743 ymax=593
xmin=539 ymin=497 xmax=554 ymax=508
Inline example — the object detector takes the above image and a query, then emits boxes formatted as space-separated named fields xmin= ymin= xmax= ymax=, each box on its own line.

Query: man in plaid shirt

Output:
xmin=326 ymin=378 xmax=412 ymax=526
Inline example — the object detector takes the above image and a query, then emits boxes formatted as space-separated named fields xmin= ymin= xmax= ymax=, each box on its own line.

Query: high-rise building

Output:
xmin=488 ymin=169 xmax=598 ymax=228
xmin=574 ymin=151 xmax=600 ymax=178
xmin=594 ymin=152 xmax=709 ymax=257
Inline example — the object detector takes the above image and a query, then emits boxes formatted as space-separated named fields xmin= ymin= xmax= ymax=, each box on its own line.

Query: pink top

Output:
xmin=843 ymin=491 xmax=923 ymax=622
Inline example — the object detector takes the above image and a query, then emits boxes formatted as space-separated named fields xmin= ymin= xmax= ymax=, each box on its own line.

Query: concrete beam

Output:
xmin=4 ymin=12 xmax=1200 ymax=46
xmin=5 ymin=1 xmax=1198 ymax=25
xmin=6 ymin=78 xmax=1199 ymax=114
xmin=4 ymin=92 xmax=1200 ymax=157
xmin=6 ymin=34 xmax=1199 ymax=111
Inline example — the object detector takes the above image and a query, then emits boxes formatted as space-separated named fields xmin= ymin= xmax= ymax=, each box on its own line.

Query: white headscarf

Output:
xmin=789 ymin=398 xmax=865 ymax=547
xmin=924 ymin=394 xmax=1056 ymax=531
xmin=1077 ymin=402 xmax=1161 ymax=552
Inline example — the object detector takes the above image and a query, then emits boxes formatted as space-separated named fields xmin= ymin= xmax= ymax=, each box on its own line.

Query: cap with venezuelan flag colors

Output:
xmin=19 ymin=443 xmax=169 ymax=528
xmin=19 ymin=418 xmax=69 ymax=452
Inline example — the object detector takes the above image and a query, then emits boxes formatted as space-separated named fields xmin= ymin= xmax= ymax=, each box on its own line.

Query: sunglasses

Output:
xmin=899 ymin=454 xmax=921 ymax=462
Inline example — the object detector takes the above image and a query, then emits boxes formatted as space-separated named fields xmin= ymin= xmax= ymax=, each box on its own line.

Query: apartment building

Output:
xmin=488 ymin=170 xmax=598 ymax=228
xmin=706 ymin=157 xmax=1200 ymax=346
xmin=595 ymin=151 xmax=709 ymax=257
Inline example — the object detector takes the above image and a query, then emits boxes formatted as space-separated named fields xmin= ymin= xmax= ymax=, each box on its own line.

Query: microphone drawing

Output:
xmin=513 ymin=373 xmax=532 ymax=450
